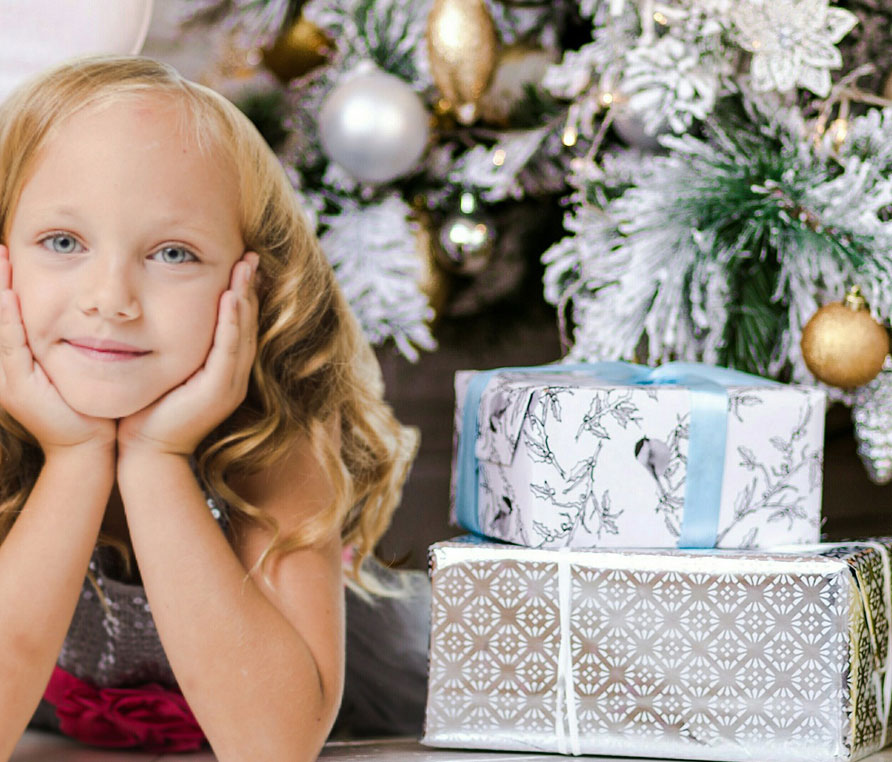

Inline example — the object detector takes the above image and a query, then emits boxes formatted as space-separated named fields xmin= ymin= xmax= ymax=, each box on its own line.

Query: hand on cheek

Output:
xmin=116 ymin=252 xmax=260 ymax=460
xmin=0 ymin=245 xmax=116 ymax=457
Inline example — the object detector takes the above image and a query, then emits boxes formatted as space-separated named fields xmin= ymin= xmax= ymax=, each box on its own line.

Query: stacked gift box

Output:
xmin=421 ymin=362 xmax=892 ymax=761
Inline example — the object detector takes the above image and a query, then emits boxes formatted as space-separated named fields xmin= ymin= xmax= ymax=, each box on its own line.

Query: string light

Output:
xmin=562 ymin=125 xmax=578 ymax=147
xmin=492 ymin=148 xmax=506 ymax=166
xmin=598 ymin=91 xmax=615 ymax=107
xmin=826 ymin=117 xmax=849 ymax=150
xmin=653 ymin=11 xmax=668 ymax=25
xmin=811 ymin=64 xmax=892 ymax=152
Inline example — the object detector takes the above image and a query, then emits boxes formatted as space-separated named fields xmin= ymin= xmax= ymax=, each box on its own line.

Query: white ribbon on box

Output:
xmin=552 ymin=542 xmax=892 ymax=757
xmin=556 ymin=548 xmax=580 ymax=756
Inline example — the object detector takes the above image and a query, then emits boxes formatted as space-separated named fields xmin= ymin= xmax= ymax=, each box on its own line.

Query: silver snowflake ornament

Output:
xmin=732 ymin=0 xmax=858 ymax=96
xmin=622 ymin=36 xmax=720 ymax=134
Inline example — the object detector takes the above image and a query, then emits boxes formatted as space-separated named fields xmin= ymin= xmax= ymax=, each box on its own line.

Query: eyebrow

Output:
xmin=30 ymin=207 xmax=210 ymax=236
xmin=32 ymin=205 xmax=83 ymax=221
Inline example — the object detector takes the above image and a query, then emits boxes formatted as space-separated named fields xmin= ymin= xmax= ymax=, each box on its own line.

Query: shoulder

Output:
xmin=226 ymin=415 xmax=345 ymax=639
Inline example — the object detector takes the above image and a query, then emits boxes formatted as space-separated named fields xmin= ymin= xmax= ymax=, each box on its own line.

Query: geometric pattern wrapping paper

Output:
xmin=423 ymin=539 xmax=892 ymax=762
xmin=451 ymin=369 xmax=826 ymax=549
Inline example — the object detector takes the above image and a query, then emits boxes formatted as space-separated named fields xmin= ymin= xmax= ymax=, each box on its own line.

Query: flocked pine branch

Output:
xmin=302 ymin=0 xmax=433 ymax=85
xmin=276 ymin=0 xmax=572 ymax=358
xmin=542 ymin=94 xmax=892 ymax=389
xmin=319 ymin=195 xmax=437 ymax=361
xmin=178 ymin=0 xmax=292 ymax=47
xmin=180 ymin=0 xmax=875 ymax=369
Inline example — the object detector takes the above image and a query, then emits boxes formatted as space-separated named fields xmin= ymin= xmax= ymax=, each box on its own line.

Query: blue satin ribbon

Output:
xmin=455 ymin=361 xmax=778 ymax=549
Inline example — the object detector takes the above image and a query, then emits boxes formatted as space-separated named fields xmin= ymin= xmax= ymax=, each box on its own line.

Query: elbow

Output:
xmin=293 ymin=673 xmax=343 ymax=762
xmin=0 ymin=626 xmax=54 ymax=683
xmin=306 ymin=673 xmax=343 ymax=758
xmin=210 ymin=680 xmax=342 ymax=762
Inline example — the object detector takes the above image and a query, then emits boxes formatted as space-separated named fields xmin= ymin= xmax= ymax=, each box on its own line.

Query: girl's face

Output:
xmin=5 ymin=95 xmax=245 ymax=418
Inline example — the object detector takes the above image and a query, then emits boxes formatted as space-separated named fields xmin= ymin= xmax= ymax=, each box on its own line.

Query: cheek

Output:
xmin=167 ymin=291 xmax=222 ymax=369
xmin=14 ymin=277 xmax=62 ymax=350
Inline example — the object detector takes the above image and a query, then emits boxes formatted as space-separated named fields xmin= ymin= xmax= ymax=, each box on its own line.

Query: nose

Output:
xmin=76 ymin=254 xmax=141 ymax=321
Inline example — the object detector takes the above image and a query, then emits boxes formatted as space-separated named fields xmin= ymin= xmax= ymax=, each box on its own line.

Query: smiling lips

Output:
xmin=64 ymin=338 xmax=150 ymax=362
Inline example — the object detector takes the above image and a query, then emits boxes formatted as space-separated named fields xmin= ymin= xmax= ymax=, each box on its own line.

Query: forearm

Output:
xmin=117 ymin=452 xmax=340 ymax=761
xmin=0 ymin=445 xmax=113 ymax=758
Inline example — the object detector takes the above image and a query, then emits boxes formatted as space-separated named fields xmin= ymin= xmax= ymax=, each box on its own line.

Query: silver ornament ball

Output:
xmin=611 ymin=107 xmax=667 ymax=151
xmin=319 ymin=70 xmax=430 ymax=184
xmin=436 ymin=193 xmax=495 ymax=276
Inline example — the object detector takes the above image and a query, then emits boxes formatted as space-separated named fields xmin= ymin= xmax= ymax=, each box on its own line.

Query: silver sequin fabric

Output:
xmin=60 ymin=494 xmax=226 ymax=689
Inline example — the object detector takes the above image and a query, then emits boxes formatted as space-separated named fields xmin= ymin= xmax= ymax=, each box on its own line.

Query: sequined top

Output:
xmin=29 ymin=493 xmax=226 ymax=732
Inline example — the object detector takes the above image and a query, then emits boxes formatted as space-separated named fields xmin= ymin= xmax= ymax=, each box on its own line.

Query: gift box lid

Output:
xmin=456 ymin=364 xmax=818 ymax=468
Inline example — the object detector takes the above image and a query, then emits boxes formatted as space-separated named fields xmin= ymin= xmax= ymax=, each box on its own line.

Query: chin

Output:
xmin=59 ymin=387 xmax=153 ymax=419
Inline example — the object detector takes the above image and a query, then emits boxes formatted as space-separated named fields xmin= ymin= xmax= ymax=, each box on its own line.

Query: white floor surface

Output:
xmin=13 ymin=733 xmax=892 ymax=761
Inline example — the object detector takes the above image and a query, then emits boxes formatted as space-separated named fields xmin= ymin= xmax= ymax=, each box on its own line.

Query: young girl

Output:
xmin=0 ymin=55 xmax=423 ymax=759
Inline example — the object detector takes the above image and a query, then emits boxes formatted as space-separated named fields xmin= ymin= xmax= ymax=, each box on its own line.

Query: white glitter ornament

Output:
xmin=318 ymin=69 xmax=430 ymax=184
xmin=0 ymin=0 xmax=153 ymax=102
xmin=732 ymin=0 xmax=858 ymax=97
xmin=853 ymin=356 xmax=892 ymax=485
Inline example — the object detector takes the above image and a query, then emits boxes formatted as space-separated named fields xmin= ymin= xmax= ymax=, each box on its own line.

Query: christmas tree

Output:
xmin=175 ymin=0 xmax=892 ymax=483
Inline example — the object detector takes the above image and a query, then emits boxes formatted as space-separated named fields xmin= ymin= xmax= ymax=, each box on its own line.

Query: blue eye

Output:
xmin=152 ymin=246 xmax=197 ymax=264
xmin=41 ymin=233 xmax=81 ymax=254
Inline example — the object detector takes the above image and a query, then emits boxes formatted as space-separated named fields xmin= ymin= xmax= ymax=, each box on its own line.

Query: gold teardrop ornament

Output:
xmin=426 ymin=0 xmax=498 ymax=125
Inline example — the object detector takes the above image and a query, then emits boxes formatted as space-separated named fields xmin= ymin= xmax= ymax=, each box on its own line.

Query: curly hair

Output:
xmin=0 ymin=56 xmax=418 ymax=587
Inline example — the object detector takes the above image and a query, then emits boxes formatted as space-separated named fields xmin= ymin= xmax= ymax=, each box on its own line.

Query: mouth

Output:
xmin=64 ymin=339 xmax=151 ymax=362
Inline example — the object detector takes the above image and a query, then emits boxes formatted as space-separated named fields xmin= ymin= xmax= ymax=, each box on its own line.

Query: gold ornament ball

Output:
xmin=801 ymin=293 xmax=890 ymax=388
xmin=426 ymin=0 xmax=498 ymax=124
xmin=262 ymin=17 xmax=332 ymax=83
xmin=414 ymin=218 xmax=451 ymax=318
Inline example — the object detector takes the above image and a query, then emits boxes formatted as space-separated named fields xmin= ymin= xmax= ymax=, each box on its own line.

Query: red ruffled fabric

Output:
xmin=42 ymin=665 xmax=206 ymax=752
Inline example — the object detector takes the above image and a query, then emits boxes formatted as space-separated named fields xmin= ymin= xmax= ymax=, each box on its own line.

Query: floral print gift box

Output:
xmin=451 ymin=362 xmax=826 ymax=550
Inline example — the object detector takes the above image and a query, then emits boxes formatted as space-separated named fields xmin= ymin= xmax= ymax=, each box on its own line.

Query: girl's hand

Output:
xmin=0 ymin=246 xmax=116 ymax=456
xmin=116 ymin=253 xmax=259 ymax=460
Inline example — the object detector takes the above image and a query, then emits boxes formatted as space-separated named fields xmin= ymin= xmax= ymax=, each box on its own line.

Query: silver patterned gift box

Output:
xmin=451 ymin=363 xmax=826 ymax=549
xmin=423 ymin=538 xmax=892 ymax=762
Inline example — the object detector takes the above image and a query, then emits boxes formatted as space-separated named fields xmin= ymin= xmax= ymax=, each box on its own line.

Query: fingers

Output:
xmin=0 ymin=244 xmax=11 ymax=291
xmin=228 ymin=251 xmax=260 ymax=292
xmin=206 ymin=252 xmax=259 ymax=400
xmin=0 ymin=290 xmax=32 ymax=371
xmin=0 ymin=288 xmax=38 ymax=428
xmin=0 ymin=248 xmax=37 ymax=387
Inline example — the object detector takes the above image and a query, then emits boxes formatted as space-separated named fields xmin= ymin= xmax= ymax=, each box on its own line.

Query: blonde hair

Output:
xmin=0 ymin=55 xmax=418 ymax=587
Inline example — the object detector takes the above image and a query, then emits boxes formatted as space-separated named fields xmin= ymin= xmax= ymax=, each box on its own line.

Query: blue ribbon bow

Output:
xmin=455 ymin=361 xmax=778 ymax=548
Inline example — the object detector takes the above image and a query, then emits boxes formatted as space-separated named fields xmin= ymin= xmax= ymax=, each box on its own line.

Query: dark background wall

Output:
xmin=375 ymin=318 xmax=892 ymax=569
